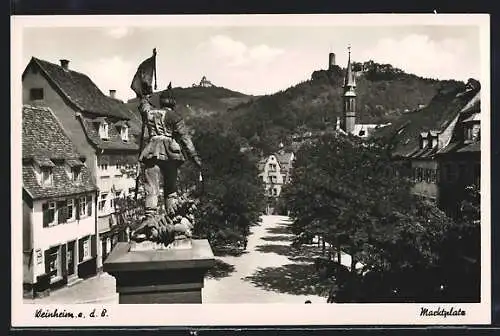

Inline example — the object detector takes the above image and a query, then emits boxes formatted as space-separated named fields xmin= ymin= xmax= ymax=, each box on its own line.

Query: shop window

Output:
xmin=82 ymin=238 xmax=91 ymax=261
xmin=45 ymin=246 xmax=62 ymax=283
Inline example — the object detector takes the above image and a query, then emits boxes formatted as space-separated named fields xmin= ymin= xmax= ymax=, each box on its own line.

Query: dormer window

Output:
xmin=420 ymin=133 xmax=429 ymax=149
xmin=121 ymin=125 xmax=129 ymax=142
xmin=41 ymin=167 xmax=53 ymax=186
xmin=430 ymin=137 xmax=438 ymax=148
xmin=99 ymin=121 xmax=109 ymax=140
xmin=72 ymin=166 xmax=82 ymax=182
xmin=66 ymin=159 xmax=84 ymax=182
xmin=463 ymin=114 xmax=480 ymax=143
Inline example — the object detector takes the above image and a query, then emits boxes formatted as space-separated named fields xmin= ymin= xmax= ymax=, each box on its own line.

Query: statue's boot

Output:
xmin=131 ymin=216 xmax=159 ymax=242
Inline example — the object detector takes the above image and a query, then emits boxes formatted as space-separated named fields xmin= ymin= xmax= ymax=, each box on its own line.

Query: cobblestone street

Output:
xmin=25 ymin=215 xmax=330 ymax=304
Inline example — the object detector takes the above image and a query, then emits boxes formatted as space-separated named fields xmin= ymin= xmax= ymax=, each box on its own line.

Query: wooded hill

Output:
xmin=126 ymin=86 xmax=253 ymax=122
xmin=126 ymin=61 xmax=466 ymax=154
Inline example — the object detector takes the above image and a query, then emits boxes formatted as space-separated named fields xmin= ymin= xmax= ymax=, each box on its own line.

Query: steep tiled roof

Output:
xmin=372 ymin=81 xmax=479 ymax=158
xmin=25 ymin=57 xmax=130 ymax=119
xmin=80 ymin=116 xmax=139 ymax=151
xmin=22 ymin=105 xmax=97 ymax=199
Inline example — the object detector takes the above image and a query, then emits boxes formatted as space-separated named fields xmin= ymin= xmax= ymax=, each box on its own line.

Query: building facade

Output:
xmin=23 ymin=105 xmax=98 ymax=298
xmin=22 ymin=57 xmax=139 ymax=270
xmin=392 ymin=84 xmax=481 ymax=217
xmin=258 ymin=151 xmax=295 ymax=214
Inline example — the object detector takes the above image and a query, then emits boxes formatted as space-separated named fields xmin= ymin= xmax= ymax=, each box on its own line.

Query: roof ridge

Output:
xmin=32 ymin=57 xmax=87 ymax=112
xmin=33 ymin=57 xmax=90 ymax=77
xmin=30 ymin=57 xmax=130 ymax=120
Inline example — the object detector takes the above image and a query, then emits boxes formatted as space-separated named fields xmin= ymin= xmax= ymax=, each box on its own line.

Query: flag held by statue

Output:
xmin=130 ymin=48 xmax=158 ymax=98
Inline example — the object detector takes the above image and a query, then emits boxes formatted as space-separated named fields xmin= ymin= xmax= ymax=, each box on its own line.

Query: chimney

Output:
xmin=60 ymin=59 xmax=69 ymax=70
xmin=109 ymin=90 xmax=117 ymax=99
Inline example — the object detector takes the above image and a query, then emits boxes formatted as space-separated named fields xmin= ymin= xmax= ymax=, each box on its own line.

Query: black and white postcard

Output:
xmin=11 ymin=14 xmax=491 ymax=326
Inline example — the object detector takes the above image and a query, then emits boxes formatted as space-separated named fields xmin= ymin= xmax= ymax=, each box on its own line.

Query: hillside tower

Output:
xmin=342 ymin=46 xmax=356 ymax=134
xmin=328 ymin=52 xmax=336 ymax=70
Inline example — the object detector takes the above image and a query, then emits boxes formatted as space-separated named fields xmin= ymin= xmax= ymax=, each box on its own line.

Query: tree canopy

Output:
xmin=282 ymin=133 xmax=469 ymax=302
xmin=178 ymin=122 xmax=266 ymax=249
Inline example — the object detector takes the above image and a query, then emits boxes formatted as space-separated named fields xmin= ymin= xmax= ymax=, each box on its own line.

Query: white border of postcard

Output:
xmin=11 ymin=14 xmax=491 ymax=326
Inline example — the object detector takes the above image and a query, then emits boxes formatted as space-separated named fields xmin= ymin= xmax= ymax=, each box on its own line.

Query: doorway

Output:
xmin=67 ymin=241 xmax=76 ymax=277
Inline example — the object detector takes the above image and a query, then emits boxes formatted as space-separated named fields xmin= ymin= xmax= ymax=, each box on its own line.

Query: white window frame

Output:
xmin=99 ymin=121 xmax=109 ymax=140
xmin=99 ymin=193 xmax=108 ymax=212
xmin=46 ymin=201 xmax=57 ymax=226
xmin=67 ymin=199 xmax=75 ymax=221
xmin=79 ymin=196 xmax=87 ymax=218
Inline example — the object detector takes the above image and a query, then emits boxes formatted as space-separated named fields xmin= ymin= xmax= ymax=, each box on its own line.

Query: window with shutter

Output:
xmin=87 ymin=196 xmax=92 ymax=216
xmin=79 ymin=197 xmax=86 ymax=218
xmin=42 ymin=203 xmax=49 ymax=227
xmin=57 ymin=201 xmax=67 ymax=224
xmin=66 ymin=199 xmax=75 ymax=220
xmin=75 ymin=198 xmax=80 ymax=220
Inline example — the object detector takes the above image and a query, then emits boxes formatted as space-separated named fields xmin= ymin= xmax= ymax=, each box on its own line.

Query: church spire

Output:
xmin=342 ymin=45 xmax=356 ymax=134
xmin=344 ymin=45 xmax=356 ymax=89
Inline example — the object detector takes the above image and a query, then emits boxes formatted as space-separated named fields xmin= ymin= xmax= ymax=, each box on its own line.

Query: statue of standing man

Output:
xmin=130 ymin=49 xmax=202 ymax=245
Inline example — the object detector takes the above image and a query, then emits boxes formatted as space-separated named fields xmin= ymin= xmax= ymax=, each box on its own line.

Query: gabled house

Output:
xmin=23 ymin=105 xmax=98 ymax=298
xmin=275 ymin=151 xmax=295 ymax=185
xmin=377 ymin=79 xmax=481 ymax=217
xmin=258 ymin=154 xmax=284 ymax=199
xmin=22 ymin=57 xmax=140 ymax=270
xmin=435 ymin=90 xmax=481 ymax=216
xmin=258 ymin=151 xmax=295 ymax=214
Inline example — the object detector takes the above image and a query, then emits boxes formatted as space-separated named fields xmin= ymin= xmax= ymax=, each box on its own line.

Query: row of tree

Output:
xmin=178 ymin=120 xmax=266 ymax=251
xmin=281 ymin=133 xmax=480 ymax=302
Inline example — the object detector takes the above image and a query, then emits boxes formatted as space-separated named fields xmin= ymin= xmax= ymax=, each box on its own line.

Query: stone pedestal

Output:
xmin=103 ymin=240 xmax=215 ymax=304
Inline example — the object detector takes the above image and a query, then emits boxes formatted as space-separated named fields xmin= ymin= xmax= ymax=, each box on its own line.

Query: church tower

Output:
xmin=342 ymin=46 xmax=356 ymax=134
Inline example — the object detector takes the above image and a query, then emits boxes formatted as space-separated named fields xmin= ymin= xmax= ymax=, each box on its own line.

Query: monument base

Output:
xmin=103 ymin=240 xmax=215 ymax=304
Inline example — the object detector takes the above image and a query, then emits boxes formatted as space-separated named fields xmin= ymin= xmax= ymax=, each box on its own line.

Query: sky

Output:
xmin=22 ymin=23 xmax=481 ymax=101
